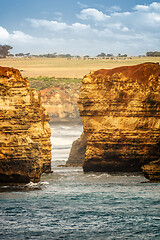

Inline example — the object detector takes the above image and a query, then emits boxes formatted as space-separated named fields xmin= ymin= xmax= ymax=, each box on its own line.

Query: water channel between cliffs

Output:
xmin=1 ymin=123 xmax=159 ymax=240
xmin=50 ymin=123 xmax=83 ymax=169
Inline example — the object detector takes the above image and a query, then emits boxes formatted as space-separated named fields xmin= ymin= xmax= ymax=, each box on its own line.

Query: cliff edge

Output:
xmin=0 ymin=66 xmax=51 ymax=184
xmin=78 ymin=62 xmax=160 ymax=179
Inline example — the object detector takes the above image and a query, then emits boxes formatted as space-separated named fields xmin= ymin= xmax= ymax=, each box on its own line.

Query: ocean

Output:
xmin=0 ymin=124 xmax=160 ymax=240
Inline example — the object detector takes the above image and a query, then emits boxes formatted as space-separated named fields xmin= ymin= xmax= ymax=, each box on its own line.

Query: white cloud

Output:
xmin=112 ymin=11 xmax=131 ymax=16
xmin=122 ymin=26 xmax=129 ymax=32
xmin=134 ymin=5 xmax=149 ymax=11
xmin=134 ymin=2 xmax=160 ymax=11
xmin=29 ymin=19 xmax=68 ymax=31
xmin=0 ymin=27 xmax=33 ymax=45
xmin=150 ymin=2 xmax=160 ymax=10
xmin=0 ymin=27 xmax=34 ymax=53
xmin=1 ymin=2 xmax=160 ymax=56
xmin=0 ymin=26 xmax=10 ymax=40
xmin=109 ymin=5 xmax=121 ymax=12
xmin=28 ymin=19 xmax=91 ymax=37
xmin=77 ymin=8 xmax=110 ymax=21
xmin=29 ymin=19 xmax=91 ymax=32
xmin=11 ymin=31 xmax=33 ymax=42
xmin=152 ymin=13 xmax=160 ymax=22
xmin=71 ymin=23 xmax=90 ymax=30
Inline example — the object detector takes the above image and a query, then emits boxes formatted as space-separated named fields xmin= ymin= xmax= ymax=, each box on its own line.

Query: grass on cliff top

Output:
xmin=28 ymin=76 xmax=82 ymax=91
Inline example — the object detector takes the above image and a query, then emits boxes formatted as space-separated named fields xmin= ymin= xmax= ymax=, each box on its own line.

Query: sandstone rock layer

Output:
xmin=0 ymin=66 xmax=51 ymax=184
xmin=40 ymin=84 xmax=81 ymax=123
xmin=65 ymin=132 xmax=86 ymax=167
xmin=142 ymin=159 xmax=160 ymax=181
xmin=78 ymin=63 xmax=160 ymax=173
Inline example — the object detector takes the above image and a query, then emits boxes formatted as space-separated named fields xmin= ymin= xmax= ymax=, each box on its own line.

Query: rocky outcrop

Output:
xmin=40 ymin=84 xmax=81 ymax=123
xmin=78 ymin=62 xmax=160 ymax=173
xmin=142 ymin=159 xmax=160 ymax=182
xmin=65 ymin=132 xmax=87 ymax=167
xmin=0 ymin=66 xmax=51 ymax=184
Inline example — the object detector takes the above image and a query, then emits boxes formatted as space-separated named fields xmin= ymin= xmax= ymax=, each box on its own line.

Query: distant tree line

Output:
xmin=0 ymin=48 xmax=130 ymax=59
xmin=3 ymin=45 xmax=160 ymax=59
xmin=0 ymin=45 xmax=12 ymax=58
xmin=146 ymin=51 xmax=160 ymax=57
xmin=15 ymin=53 xmax=30 ymax=57
xmin=96 ymin=52 xmax=128 ymax=58
xmin=15 ymin=52 xmax=73 ymax=58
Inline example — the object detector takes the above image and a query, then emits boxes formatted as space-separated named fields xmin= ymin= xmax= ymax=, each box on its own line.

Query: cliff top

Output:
xmin=0 ymin=66 xmax=23 ymax=80
xmin=92 ymin=62 xmax=160 ymax=84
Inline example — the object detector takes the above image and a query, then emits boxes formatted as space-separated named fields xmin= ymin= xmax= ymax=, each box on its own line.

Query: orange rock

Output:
xmin=142 ymin=159 xmax=160 ymax=182
xmin=40 ymin=84 xmax=81 ymax=123
xmin=0 ymin=66 xmax=51 ymax=184
xmin=78 ymin=63 xmax=160 ymax=174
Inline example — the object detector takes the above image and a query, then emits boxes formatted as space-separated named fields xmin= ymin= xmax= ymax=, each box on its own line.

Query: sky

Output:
xmin=0 ymin=0 xmax=160 ymax=56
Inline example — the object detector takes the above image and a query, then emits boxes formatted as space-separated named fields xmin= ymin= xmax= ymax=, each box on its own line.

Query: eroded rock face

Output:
xmin=78 ymin=63 xmax=160 ymax=173
xmin=40 ymin=84 xmax=81 ymax=123
xmin=142 ymin=159 xmax=160 ymax=182
xmin=0 ymin=66 xmax=51 ymax=184
xmin=65 ymin=132 xmax=87 ymax=167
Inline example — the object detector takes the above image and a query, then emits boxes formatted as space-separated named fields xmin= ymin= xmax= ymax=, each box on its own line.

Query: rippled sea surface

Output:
xmin=0 ymin=124 xmax=160 ymax=240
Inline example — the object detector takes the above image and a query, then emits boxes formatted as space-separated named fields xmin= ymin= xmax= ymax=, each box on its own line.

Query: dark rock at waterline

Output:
xmin=142 ymin=159 xmax=160 ymax=182
xmin=65 ymin=132 xmax=87 ymax=167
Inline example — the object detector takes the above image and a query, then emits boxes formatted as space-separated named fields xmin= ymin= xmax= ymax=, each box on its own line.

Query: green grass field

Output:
xmin=28 ymin=76 xmax=82 ymax=91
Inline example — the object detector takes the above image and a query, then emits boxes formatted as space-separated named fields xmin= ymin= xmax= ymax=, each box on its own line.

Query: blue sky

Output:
xmin=0 ymin=0 xmax=160 ymax=56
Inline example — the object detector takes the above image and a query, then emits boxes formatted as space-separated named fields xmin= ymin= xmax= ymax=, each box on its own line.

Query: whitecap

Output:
xmin=26 ymin=182 xmax=39 ymax=187
xmin=40 ymin=181 xmax=49 ymax=185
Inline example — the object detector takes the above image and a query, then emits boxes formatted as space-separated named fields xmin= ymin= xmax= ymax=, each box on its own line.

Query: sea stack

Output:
xmin=65 ymin=132 xmax=87 ymax=167
xmin=0 ymin=66 xmax=51 ymax=184
xmin=78 ymin=62 xmax=160 ymax=177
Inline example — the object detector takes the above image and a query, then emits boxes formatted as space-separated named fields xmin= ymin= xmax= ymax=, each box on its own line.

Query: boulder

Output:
xmin=142 ymin=159 xmax=160 ymax=182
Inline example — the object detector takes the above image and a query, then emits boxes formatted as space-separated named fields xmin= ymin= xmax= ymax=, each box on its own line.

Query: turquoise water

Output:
xmin=0 ymin=125 xmax=160 ymax=240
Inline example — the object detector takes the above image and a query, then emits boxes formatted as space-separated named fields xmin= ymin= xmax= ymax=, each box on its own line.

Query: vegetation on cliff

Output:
xmin=28 ymin=76 xmax=82 ymax=91
xmin=28 ymin=76 xmax=82 ymax=123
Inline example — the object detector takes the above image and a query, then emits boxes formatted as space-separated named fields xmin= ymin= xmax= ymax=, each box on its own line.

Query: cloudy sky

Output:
xmin=0 ymin=0 xmax=160 ymax=56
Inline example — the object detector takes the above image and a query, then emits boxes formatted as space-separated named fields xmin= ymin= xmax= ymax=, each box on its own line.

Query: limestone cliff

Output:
xmin=142 ymin=159 xmax=160 ymax=182
xmin=40 ymin=84 xmax=81 ymax=123
xmin=65 ymin=133 xmax=86 ymax=167
xmin=0 ymin=66 xmax=51 ymax=184
xmin=78 ymin=62 xmax=160 ymax=174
